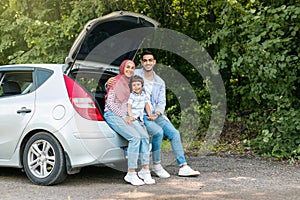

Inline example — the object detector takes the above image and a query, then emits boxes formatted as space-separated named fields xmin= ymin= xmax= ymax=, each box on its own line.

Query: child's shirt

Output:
xmin=127 ymin=91 xmax=150 ymax=121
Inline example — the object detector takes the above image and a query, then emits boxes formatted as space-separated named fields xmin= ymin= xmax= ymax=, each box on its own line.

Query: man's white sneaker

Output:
xmin=138 ymin=169 xmax=155 ymax=184
xmin=124 ymin=172 xmax=145 ymax=186
xmin=152 ymin=164 xmax=170 ymax=178
xmin=178 ymin=165 xmax=200 ymax=177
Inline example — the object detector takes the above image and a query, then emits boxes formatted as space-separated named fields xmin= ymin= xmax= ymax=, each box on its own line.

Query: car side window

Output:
xmin=0 ymin=71 xmax=33 ymax=97
xmin=36 ymin=68 xmax=53 ymax=88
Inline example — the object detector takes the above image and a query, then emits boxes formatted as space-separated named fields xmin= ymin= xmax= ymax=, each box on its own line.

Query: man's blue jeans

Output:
xmin=143 ymin=115 xmax=187 ymax=166
xmin=104 ymin=111 xmax=150 ymax=169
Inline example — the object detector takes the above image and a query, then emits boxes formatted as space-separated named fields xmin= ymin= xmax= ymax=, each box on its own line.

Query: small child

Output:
xmin=127 ymin=75 xmax=156 ymax=183
xmin=127 ymin=75 xmax=157 ymax=122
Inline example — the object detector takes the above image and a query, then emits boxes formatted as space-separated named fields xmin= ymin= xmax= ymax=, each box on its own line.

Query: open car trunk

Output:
xmin=65 ymin=11 xmax=160 ymax=113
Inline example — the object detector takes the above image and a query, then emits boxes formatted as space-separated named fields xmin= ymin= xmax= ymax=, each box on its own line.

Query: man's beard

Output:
xmin=143 ymin=65 xmax=153 ymax=72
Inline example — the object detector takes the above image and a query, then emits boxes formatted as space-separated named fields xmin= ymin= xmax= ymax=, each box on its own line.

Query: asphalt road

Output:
xmin=1 ymin=152 xmax=300 ymax=200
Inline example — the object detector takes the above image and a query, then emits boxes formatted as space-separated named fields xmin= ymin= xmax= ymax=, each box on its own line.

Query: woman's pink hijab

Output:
xmin=107 ymin=60 xmax=135 ymax=103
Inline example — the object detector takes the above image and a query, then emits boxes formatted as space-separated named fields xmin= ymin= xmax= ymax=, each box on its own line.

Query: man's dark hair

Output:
xmin=141 ymin=49 xmax=156 ymax=59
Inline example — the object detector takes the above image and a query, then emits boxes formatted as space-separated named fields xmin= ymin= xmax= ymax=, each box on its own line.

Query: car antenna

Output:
xmin=132 ymin=37 xmax=146 ymax=63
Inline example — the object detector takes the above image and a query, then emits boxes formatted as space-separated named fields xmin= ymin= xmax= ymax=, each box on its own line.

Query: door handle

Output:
xmin=17 ymin=107 xmax=32 ymax=114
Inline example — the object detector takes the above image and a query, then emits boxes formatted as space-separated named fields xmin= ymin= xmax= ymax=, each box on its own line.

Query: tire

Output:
xmin=23 ymin=132 xmax=67 ymax=185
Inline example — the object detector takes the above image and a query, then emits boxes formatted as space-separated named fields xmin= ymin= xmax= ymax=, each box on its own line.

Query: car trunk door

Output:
xmin=65 ymin=11 xmax=160 ymax=71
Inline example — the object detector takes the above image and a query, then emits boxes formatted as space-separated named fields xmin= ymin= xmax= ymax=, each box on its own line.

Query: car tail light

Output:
xmin=64 ymin=75 xmax=104 ymax=121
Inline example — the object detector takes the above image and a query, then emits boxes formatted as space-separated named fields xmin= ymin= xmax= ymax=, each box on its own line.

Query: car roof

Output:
xmin=0 ymin=64 xmax=65 ymax=71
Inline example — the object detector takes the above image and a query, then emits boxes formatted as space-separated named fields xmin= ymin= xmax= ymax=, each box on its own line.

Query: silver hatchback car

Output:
xmin=0 ymin=11 xmax=159 ymax=185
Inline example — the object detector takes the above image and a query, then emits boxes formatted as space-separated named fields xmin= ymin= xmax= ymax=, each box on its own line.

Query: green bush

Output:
xmin=244 ymin=108 xmax=300 ymax=159
xmin=212 ymin=2 xmax=300 ymax=159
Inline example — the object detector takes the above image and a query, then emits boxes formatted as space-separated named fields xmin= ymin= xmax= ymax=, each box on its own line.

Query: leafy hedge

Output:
xmin=211 ymin=2 xmax=300 ymax=159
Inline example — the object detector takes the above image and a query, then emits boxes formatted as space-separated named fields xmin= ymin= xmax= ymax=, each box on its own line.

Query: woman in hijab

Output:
xmin=104 ymin=60 xmax=155 ymax=186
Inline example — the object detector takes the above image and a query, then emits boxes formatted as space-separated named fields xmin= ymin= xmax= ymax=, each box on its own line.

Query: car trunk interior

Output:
xmin=68 ymin=68 xmax=116 ymax=114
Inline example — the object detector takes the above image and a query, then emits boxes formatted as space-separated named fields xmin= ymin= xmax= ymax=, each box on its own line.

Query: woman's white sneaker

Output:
xmin=124 ymin=172 xmax=145 ymax=186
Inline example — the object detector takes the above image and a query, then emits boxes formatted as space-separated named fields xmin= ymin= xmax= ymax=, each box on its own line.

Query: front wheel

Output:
xmin=23 ymin=132 xmax=67 ymax=185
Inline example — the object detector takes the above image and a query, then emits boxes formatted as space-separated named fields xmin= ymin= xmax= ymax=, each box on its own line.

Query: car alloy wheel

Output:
xmin=28 ymin=139 xmax=56 ymax=178
xmin=23 ymin=132 xmax=67 ymax=185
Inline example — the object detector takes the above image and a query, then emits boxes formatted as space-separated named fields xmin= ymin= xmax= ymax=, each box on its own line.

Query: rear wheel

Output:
xmin=23 ymin=132 xmax=67 ymax=185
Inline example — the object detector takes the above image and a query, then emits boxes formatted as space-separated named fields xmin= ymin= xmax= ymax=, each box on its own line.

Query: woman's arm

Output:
xmin=106 ymin=89 xmax=126 ymax=117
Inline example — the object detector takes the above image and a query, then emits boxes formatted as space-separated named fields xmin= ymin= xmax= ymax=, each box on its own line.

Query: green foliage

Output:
xmin=0 ymin=0 xmax=105 ymax=64
xmin=213 ymin=2 xmax=299 ymax=110
xmin=244 ymin=108 xmax=300 ymax=159
xmin=166 ymin=99 xmax=211 ymax=149
xmin=211 ymin=1 xmax=300 ymax=159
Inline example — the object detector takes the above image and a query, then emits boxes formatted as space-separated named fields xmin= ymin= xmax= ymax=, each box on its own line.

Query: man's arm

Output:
xmin=105 ymin=76 xmax=117 ymax=90
xmin=146 ymin=102 xmax=159 ymax=121
xmin=154 ymin=82 xmax=166 ymax=115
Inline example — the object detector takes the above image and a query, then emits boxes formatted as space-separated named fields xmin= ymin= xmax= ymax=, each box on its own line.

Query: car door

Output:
xmin=0 ymin=67 xmax=35 ymax=160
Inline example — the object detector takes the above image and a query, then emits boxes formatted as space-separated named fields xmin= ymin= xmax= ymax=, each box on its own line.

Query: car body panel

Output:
xmin=0 ymin=93 xmax=35 ymax=160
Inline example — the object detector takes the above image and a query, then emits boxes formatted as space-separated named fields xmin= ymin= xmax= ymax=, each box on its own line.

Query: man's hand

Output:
xmin=106 ymin=77 xmax=117 ymax=88
xmin=147 ymin=114 xmax=158 ymax=121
